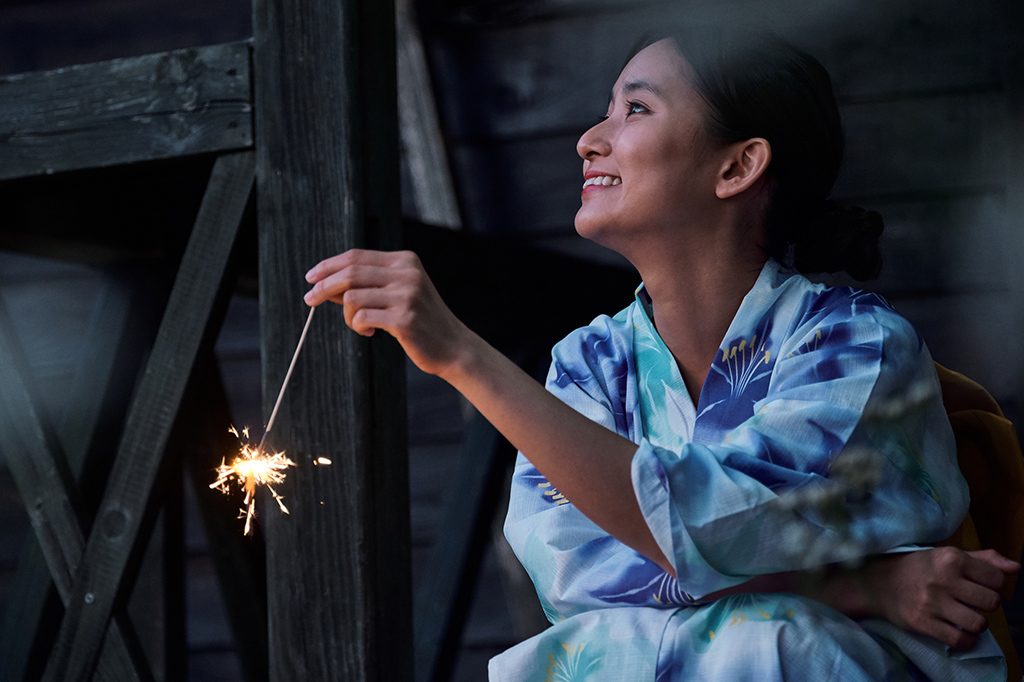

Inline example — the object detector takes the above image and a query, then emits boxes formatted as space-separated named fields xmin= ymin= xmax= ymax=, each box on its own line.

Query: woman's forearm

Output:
xmin=441 ymin=328 xmax=676 ymax=575
xmin=703 ymin=568 xmax=876 ymax=617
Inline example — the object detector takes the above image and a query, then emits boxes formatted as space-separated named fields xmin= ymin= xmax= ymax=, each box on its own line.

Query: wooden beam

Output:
xmin=0 ymin=292 xmax=151 ymax=682
xmin=252 ymin=0 xmax=412 ymax=678
xmin=0 ymin=41 xmax=252 ymax=181
xmin=42 ymin=150 xmax=255 ymax=681
xmin=0 ymin=280 xmax=143 ymax=681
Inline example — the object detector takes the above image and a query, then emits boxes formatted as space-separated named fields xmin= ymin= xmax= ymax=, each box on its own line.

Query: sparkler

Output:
xmin=211 ymin=427 xmax=296 ymax=535
xmin=209 ymin=306 xmax=317 ymax=535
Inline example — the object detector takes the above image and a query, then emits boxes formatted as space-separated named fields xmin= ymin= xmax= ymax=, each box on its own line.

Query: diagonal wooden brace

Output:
xmin=0 ymin=290 xmax=151 ymax=682
xmin=42 ymin=150 xmax=255 ymax=682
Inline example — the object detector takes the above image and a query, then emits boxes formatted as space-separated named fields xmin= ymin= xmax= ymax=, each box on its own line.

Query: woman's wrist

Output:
xmin=436 ymin=326 xmax=488 ymax=388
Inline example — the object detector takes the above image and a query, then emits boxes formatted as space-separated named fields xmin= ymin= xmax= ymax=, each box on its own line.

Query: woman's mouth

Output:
xmin=582 ymin=175 xmax=622 ymax=194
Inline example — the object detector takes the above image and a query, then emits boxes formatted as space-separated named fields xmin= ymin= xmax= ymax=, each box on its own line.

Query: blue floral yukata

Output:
xmin=489 ymin=259 xmax=1006 ymax=681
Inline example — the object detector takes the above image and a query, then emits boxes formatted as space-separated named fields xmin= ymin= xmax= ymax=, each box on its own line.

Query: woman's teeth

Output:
xmin=583 ymin=175 xmax=622 ymax=188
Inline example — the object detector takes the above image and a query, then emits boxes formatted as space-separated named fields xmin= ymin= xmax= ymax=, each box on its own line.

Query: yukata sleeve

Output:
xmin=631 ymin=304 xmax=971 ymax=600
xmin=503 ymin=352 xmax=693 ymax=624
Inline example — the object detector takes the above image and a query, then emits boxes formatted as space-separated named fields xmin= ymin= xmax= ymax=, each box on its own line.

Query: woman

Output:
xmin=304 ymin=28 xmax=1017 ymax=680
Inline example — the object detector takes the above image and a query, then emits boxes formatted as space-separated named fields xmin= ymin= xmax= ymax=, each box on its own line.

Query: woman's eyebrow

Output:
xmin=608 ymin=79 xmax=665 ymax=106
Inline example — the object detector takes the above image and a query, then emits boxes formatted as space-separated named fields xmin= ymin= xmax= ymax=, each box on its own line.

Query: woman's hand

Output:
xmin=861 ymin=547 xmax=1019 ymax=649
xmin=724 ymin=547 xmax=1020 ymax=650
xmin=304 ymin=249 xmax=472 ymax=378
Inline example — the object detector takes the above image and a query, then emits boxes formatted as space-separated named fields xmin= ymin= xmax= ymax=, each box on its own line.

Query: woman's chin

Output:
xmin=574 ymin=210 xmax=608 ymax=242
xmin=574 ymin=213 xmax=619 ymax=249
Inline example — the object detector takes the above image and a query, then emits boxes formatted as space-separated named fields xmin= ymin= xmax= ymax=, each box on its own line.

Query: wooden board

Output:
xmin=0 ymin=41 xmax=252 ymax=181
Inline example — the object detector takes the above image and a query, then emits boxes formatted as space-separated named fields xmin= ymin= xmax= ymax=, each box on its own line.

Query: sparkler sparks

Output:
xmin=210 ymin=425 xmax=297 ymax=535
xmin=209 ymin=306 xmax=316 ymax=535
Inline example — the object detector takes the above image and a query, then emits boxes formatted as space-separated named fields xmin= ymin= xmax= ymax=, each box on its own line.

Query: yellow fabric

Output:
xmin=936 ymin=363 xmax=1024 ymax=682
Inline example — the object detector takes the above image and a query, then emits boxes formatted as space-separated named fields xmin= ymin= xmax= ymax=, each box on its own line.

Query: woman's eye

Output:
xmin=626 ymin=101 xmax=649 ymax=116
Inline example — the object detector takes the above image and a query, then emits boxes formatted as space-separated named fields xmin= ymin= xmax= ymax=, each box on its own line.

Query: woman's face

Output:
xmin=575 ymin=39 xmax=721 ymax=253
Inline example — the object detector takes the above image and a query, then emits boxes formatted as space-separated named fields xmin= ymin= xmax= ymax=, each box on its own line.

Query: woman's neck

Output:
xmin=639 ymin=251 xmax=766 ymax=406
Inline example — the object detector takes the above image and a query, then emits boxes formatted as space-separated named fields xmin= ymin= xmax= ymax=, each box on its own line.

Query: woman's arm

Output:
xmin=304 ymin=249 xmax=1020 ymax=649
xmin=708 ymin=547 xmax=1019 ymax=650
xmin=303 ymin=249 xmax=675 ymax=574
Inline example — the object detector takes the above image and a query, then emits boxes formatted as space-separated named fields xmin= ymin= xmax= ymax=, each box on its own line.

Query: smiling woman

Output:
xmin=303 ymin=24 xmax=1017 ymax=682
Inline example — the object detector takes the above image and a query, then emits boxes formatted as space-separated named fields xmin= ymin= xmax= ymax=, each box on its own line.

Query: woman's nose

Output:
xmin=576 ymin=119 xmax=612 ymax=160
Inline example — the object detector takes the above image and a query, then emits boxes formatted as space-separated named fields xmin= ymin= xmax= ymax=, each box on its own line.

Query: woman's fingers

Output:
xmin=966 ymin=549 xmax=1021 ymax=573
xmin=927 ymin=619 xmax=979 ymax=650
xmin=936 ymin=599 xmax=989 ymax=635
xmin=337 ymin=287 xmax=400 ymax=335
xmin=950 ymin=579 xmax=1002 ymax=613
xmin=961 ymin=554 xmax=1007 ymax=591
xmin=304 ymin=264 xmax=395 ymax=307
xmin=301 ymin=248 xmax=469 ymax=377
xmin=305 ymin=248 xmax=419 ymax=284
xmin=350 ymin=306 xmax=401 ymax=338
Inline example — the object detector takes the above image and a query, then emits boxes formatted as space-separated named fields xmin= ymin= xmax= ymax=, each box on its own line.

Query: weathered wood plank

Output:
xmin=0 ymin=294 xmax=151 ymax=682
xmin=0 ymin=41 xmax=252 ymax=181
xmin=428 ymin=0 xmax=1001 ymax=141
xmin=42 ymin=150 xmax=254 ymax=681
xmin=253 ymin=0 xmax=411 ymax=678
xmin=448 ymin=90 xmax=1008 ymax=236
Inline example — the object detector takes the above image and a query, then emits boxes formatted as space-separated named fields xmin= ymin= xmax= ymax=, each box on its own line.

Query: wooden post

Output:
xmin=252 ymin=0 xmax=411 ymax=679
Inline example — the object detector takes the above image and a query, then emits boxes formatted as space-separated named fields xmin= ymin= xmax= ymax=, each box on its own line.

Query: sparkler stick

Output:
xmin=210 ymin=305 xmax=316 ymax=535
xmin=258 ymin=305 xmax=316 ymax=454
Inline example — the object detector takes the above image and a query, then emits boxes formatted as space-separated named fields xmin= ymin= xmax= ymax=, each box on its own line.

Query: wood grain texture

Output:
xmin=0 ymin=41 xmax=252 ymax=181
xmin=41 ymin=151 xmax=254 ymax=681
xmin=252 ymin=0 xmax=411 ymax=679
xmin=0 ymin=292 xmax=150 ymax=682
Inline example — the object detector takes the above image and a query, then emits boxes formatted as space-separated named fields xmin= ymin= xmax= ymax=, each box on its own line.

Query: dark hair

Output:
xmin=639 ymin=27 xmax=883 ymax=280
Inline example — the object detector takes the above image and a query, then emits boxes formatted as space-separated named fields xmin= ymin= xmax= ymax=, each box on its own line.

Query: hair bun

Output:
xmin=793 ymin=200 xmax=884 ymax=281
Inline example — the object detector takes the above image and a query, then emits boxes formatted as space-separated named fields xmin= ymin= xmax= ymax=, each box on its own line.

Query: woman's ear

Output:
xmin=715 ymin=138 xmax=771 ymax=199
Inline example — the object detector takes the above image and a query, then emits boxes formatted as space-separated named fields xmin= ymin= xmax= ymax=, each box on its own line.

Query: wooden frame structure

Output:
xmin=0 ymin=0 xmax=431 ymax=678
